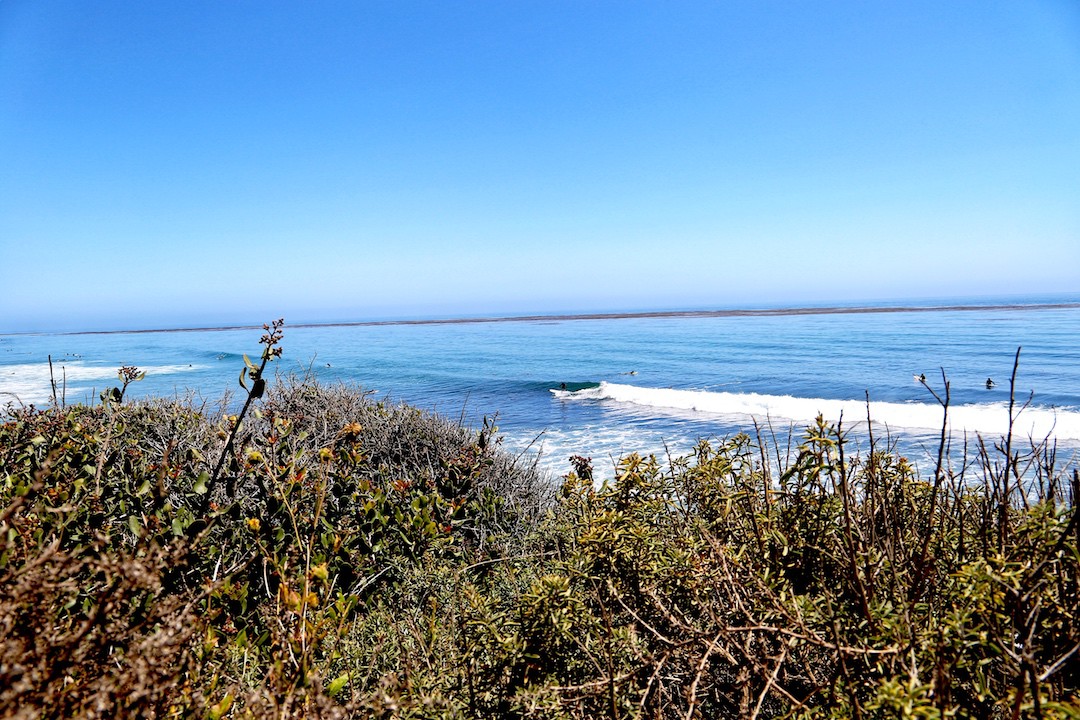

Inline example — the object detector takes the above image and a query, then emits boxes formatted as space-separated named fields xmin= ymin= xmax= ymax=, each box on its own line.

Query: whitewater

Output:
xmin=3 ymin=296 xmax=1079 ymax=477
xmin=553 ymin=381 xmax=1080 ymax=443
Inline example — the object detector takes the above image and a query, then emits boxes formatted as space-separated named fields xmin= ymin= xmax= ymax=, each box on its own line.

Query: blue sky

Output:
xmin=1 ymin=1 xmax=1078 ymax=332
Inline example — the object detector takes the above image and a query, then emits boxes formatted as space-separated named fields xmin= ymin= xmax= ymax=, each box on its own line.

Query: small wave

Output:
xmin=200 ymin=350 xmax=243 ymax=361
xmin=549 ymin=382 xmax=602 ymax=396
xmin=556 ymin=382 xmax=1080 ymax=441
xmin=0 ymin=362 xmax=208 ymax=406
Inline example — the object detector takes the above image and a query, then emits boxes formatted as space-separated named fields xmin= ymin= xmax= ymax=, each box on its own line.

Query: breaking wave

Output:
xmin=552 ymin=382 xmax=1080 ymax=441
xmin=0 ymin=362 xmax=208 ymax=406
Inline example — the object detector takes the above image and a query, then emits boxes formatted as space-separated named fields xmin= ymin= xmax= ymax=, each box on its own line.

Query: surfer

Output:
xmin=985 ymin=377 xmax=995 ymax=389
xmin=560 ymin=382 xmax=567 ymax=390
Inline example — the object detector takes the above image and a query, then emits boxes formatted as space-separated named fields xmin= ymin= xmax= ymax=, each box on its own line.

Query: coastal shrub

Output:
xmin=1 ymin=323 xmax=1077 ymax=718
xmin=0 ymin=333 xmax=551 ymax=717
xmin=442 ymin=422 xmax=1079 ymax=719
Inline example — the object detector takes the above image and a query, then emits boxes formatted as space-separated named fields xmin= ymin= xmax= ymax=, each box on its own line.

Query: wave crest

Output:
xmin=0 ymin=362 xmax=207 ymax=406
xmin=554 ymin=382 xmax=1080 ymax=441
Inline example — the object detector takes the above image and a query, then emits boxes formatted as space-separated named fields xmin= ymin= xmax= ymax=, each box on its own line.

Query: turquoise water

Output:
xmin=3 ymin=297 xmax=1079 ymax=477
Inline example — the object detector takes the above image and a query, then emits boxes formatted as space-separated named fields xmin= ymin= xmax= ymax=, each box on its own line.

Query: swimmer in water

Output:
xmin=986 ymin=378 xmax=995 ymax=389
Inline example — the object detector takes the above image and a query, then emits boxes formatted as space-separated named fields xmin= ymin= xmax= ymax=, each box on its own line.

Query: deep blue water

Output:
xmin=3 ymin=296 xmax=1079 ymax=478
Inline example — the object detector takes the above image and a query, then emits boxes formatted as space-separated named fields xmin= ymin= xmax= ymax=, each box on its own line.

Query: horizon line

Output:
xmin=6 ymin=301 xmax=1080 ymax=337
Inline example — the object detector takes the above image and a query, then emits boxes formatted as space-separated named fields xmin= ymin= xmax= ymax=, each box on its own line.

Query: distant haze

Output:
xmin=2 ymin=1 xmax=1078 ymax=333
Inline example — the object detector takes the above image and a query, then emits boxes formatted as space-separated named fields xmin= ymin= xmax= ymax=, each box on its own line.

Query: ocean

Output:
xmin=3 ymin=296 xmax=1079 ymax=479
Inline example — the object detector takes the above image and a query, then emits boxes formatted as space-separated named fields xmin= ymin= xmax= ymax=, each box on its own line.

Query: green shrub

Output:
xmin=1 ymin=327 xmax=1077 ymax=718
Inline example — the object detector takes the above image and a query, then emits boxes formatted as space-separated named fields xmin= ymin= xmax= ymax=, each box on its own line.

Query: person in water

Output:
xmin=986 ymin=378 xmax=995 ymax=389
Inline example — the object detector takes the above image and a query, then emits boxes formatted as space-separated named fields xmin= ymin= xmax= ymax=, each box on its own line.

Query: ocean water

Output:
xmin=3 ymin=297 xmax=1079 ymax=478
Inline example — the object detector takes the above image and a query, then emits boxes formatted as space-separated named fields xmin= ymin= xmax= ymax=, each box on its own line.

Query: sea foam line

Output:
xmin=0 ymin=362 xmax=207 ymax=406
xmin=553 ymin=382 xmax=1080 ymax=441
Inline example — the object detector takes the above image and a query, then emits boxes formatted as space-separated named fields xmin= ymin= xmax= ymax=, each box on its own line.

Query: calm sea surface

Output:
xmin=3 ymin=296 xmax=1079 ymax=478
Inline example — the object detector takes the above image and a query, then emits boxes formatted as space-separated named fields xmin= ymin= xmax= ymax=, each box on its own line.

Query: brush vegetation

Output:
xmin=2 ymin=326 xmax=1078 ymax=719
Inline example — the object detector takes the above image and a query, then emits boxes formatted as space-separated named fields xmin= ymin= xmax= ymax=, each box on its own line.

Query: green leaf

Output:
xmin=127 ymin=515 xmax=141 ymax=536
xmin=208 ymin=693 xmax=233 ymax=720
xmin=327 ymin=673 xmax=350 ymax=697
xmin=238 ymin=366 xmax=248 ymax=390
xmin=192 ymin=472 xmax=209 ymax=494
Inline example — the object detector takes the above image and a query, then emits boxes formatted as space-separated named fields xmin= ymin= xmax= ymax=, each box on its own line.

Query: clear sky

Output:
xmin=1 ymin=1 xmax=1078 ymax=332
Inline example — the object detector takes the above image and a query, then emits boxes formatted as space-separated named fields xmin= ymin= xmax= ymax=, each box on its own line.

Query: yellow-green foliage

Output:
xmin=1 ymin=348 xmax=1077 ymax=718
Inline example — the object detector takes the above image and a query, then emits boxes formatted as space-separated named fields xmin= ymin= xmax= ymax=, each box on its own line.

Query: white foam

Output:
xmin=0 ymin=362 xmax=206 ymax=406
xmin=555 ymin=382 xmax=1080 ymax=441
xmin=502 ymin=423 xmax=697 ymax=481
